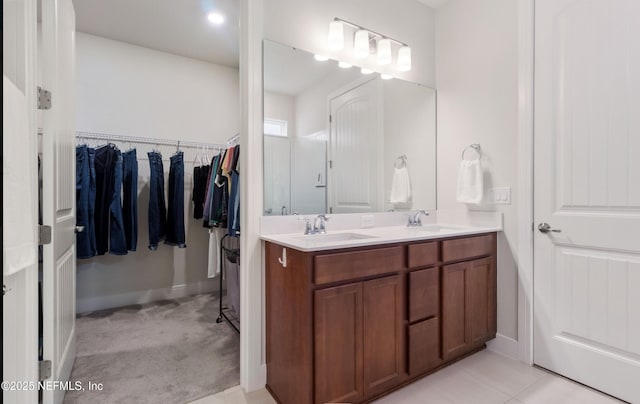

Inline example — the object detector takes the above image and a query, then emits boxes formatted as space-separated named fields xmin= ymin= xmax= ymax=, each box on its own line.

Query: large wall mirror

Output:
xmin=263 ymin=40 xmax=437 ymax=216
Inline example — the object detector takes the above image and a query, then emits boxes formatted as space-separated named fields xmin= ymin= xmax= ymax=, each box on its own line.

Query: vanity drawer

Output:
xmin=408 ymin=241 xmax=439 ymax=268
xmin=408 ymin=317 xmax=441 ymax=375
xmin=442 ymin=234 xmax=493 ymax=262
xmin=409 ymin=267 xmax=439 ymax=322
xmin=314 ymin=246 xmax=404 ymax=285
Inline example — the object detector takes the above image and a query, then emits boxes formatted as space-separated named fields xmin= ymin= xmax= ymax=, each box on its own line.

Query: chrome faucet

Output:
xmin=303 ymin=214 xmax=330 ymax=235
xmin=407 ymin=210 xmax=429 ymax=227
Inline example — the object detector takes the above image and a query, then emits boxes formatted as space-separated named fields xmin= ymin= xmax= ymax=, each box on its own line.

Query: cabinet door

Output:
xmin=442 ymin=262 xmax=470 ymax=360
xmin=442 ymin=258 xmax=496 ymax=361
xmin=468 ymin=257 xmax=496 ymax=345
xmin=363 ymin=275 xmax=403 ymax=396
xmin=314 ymin=283 xmax=364 ymax=404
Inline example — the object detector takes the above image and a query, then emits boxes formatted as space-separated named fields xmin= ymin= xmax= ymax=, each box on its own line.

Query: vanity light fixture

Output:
xmin=397 ymin=46 xmax=412 ymax=72
xmin=361 ymin=68 xmax=374 ymax=75
xmin=314 ymin=54 xmax=329 ymax=61
xmin=327 ymin=18 xmax=412 ymax=72
xmin=377 ymin=39 xmax=392 ymax=65
xmin=380 ymin=73 xmax=393 ymax=80
xmin=353 ymin=29 xmax=370 ymax=58
xmin=338 ymin=61 xmax=353 ymax=69
xmin=207 ymin=12 xmax=225 ymax=25
xmin=327 ymin=20 xmax=344 ymax=51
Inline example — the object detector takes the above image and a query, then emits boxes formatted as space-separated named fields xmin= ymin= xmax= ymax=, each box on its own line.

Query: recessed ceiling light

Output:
xmin=338 ymin=61 xmax=352 ymax=69
xmin=380 ymin=73 xmax=393 ymax=80
xmin=207 ymin=13 xmax=225 ymax=25
xmin=314 ymin=54 xmax=329 ymax=61
xmin=361 ymin=68 xmax=374 ymax=75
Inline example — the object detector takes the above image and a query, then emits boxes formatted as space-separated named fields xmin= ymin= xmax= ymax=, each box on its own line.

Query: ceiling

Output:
xmin=263 ymin=41 xmax=344 ymax=96
xmin=73 ymin=0 xmax=240 ymax=68
xmin=72 ymin=0 xmax=443 ymax=70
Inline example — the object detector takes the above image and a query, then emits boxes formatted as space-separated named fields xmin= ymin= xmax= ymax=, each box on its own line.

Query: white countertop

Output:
xmin=260 ymin=223 xmax=501 ymax=252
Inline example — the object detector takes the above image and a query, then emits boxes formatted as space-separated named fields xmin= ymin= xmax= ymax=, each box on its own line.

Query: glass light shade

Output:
xmin=353 ymin=29 xmax=370 ymax=58
xmin=338 ymin=61 xmax=352 ymax=69
xmin=361 ymin=68 xmax=374 ymax=75
xmin=377 ymin=39 xmax=392 ymax=65
xmin=328 ymin=21 xmax=344 ymax=51
xmin=397 ymin=46 xmax=412 ymax=72
xmin=314 ymin=54 xmax=329 ymax=61
xmin=380 ymin=73 xmax=393 ymax=80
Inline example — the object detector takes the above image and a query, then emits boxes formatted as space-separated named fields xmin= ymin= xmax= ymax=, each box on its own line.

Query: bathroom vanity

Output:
xmin=263 ymin=226 xmax=497 ymax=404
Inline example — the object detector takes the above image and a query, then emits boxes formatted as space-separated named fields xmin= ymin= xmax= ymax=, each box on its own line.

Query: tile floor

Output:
xmin=190 ymin=350 xmax=624 ymax=404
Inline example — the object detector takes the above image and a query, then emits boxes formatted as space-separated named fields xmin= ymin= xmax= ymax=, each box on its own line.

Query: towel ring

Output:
xmin=461 ymin=144 xmax=481 ymax=160
xmin=394 ymin=155 xmax=407 ymax=168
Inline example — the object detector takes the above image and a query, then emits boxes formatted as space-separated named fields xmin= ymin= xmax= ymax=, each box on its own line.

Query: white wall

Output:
xmin=263 ymin=0 xmax=436 ymax=87
xmin=435 ymin=0 xmax=519 ymax=342
xmin=75 ymin=33 xmax=240 ymax=312
xmin=382 ymin=80 xmax=437 ymax=212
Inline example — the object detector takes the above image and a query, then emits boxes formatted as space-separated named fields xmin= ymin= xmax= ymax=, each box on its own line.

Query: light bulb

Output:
xmin=377 ymin=39 xmax=392 ymax=65
xmin=338 ymin=61 xmax=352 ymax=69
xmin=361 ymin=68 xmax=374 ymax=75
xmin=328 ymin=20 xmax=344 ymax=51
xmin=354 ymin=29 xmax=370 ymax=58
xmin=380 ymin=73 xmax=393 ymax=80
xmin=397 ymin=46 xmax=412 ymax=72
xmin=207 ymin=13 xmax=225 ymax=24
xmin=314 ymin=54 xmax=329 ymax=61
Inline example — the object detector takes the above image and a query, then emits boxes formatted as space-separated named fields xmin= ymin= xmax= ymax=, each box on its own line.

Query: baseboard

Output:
xmin=76 ymin=279 xmax=219 ymax=314
xmin=487 ymin=333 xmax=520 ymax=360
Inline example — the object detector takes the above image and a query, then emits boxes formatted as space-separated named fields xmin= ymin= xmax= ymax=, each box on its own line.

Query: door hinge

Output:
xmin=329 ymin=207 xmax=333 ymax=213
xmin=39 ymin=225 xmax=52 ymax=245
xmin=329 ymin=160 xmax=333 ymax=169
xmin=37 ymin=87 xmax=52 ymax=110
xmin=329 ymin=114 xmax=332 ymax=123
xmin=39 ymin=360 xmax=52 ymax=381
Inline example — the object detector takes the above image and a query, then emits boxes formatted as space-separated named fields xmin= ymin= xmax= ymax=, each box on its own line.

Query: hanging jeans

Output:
xmin=148 ymin=151 xmax=166 ymax=250
xmin=94 ymin=144 xmax=117 ymax=255
xmin=165 ymin=152 xmax=186 ymax=248
xmin=122 ymin=149 xmax=138 ymax=251
xmin=76 ymin=145 xmax=97 ymax=258
xmin=109 ymin=150 xmax=127 ymax=255
xmin=227 ymin=171 xmax=240 ymax=237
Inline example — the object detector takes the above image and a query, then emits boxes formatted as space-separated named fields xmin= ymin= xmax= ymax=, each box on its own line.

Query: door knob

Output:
xmin=538 ymin=222 xmax=561 ymax=233
xmin=75 ymin=225 xmax=85 ymax=233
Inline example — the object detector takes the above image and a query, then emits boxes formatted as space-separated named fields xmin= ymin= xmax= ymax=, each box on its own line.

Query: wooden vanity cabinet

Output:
xmin=265 ymin=232 xmax=497 ymax=404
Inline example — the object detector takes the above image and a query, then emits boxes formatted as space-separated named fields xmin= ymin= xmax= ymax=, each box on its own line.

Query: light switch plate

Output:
xmin=361 ymin=215 xmax=374 ymax=228
xmin=488 ymin=187 xmax=511 ymax=204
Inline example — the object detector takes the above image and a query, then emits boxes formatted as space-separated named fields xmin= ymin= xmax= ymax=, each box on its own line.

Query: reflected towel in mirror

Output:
xmin=390 ymin=166 xmax=412 ymax=204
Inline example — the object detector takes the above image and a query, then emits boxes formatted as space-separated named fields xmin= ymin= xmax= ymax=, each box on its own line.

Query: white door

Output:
xmin=263 ymin=134 xmax=291 ymax=215
xmin=3 ymin=0 xmax=40 ymax=403
xmin=328 ymin=78 xmax=382 ymax=214
xmin=533 ymin=1 xmax=640 ymax=402
xmin=41 ymin=0 xmax=77 ymax=403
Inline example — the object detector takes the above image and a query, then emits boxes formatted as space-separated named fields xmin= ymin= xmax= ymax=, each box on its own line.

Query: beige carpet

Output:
xmin=63 ymin=293 xmax=240 ymax=404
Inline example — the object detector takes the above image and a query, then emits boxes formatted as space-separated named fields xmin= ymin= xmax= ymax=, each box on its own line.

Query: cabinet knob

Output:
xmin=278 ymin=248 xmax=287 ymax=268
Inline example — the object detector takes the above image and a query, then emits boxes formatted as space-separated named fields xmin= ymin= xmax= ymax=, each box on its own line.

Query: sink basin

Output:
xmin=293 ymin=233 xmax=377 ymax=243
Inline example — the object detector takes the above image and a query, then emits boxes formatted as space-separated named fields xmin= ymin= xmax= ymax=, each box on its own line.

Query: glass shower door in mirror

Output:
xmin=263 ymin=118 xmax=291 ymax=215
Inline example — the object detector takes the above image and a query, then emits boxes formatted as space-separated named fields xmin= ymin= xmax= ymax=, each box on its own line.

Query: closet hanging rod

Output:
xmin=76 ymin=130 xmax=227 ymax=150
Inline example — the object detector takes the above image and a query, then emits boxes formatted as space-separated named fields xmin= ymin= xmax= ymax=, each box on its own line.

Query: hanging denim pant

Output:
xmin=165 ymin=152 xmax=186 ymax=248
xmin=122 ymin=149 xmax=138 ymax=251
xmin=94 ymin=144 xmax=117 ymax=255
xmin=76 ymin=145 xmax=97 ymax=258
xmin=109 ymin=150 xmax=127 ymax=255
xmin=148 ymin=151 xmax=167 ymax=250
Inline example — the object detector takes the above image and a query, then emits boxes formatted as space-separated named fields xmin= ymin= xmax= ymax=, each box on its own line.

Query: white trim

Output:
xmin=517 ymin=0 xmax=535 ymax=365
xmin=76 ymin=280 xmax=219 ymax=313
xmin=487 ymin=333 xmax=520 ymax=360
xmin=239 ymin=0 xmax=267 ymax=392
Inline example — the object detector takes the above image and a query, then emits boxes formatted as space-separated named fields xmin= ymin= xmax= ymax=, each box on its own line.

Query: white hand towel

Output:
xmin=456 ymin=159 xmax=484 ymax=204
xmin=207 ymin=228 xmax=221 ymax=278
xmin=390 ymin=166 xmax=412 ymax=204
xmin=3 ymin=75 xmax=37 ymax=276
